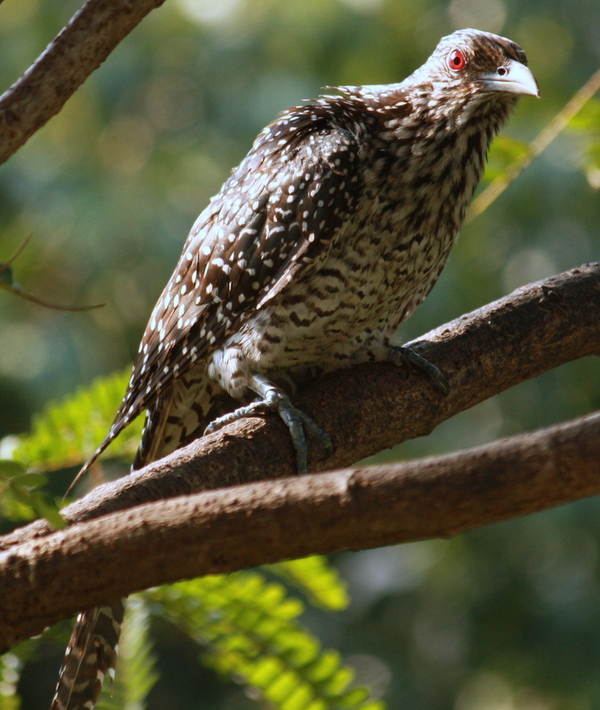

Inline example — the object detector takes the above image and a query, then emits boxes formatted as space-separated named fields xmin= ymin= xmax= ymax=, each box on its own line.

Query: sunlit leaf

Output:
xmin=0 ymin=462 xmax=65 ymax=527
xmin=268 ymin=556 xmax=349 ymax=610
xmin=0 ymin=653 xmax=22 ymax=710
xmin=12 ymin=367 xmax=143 ymax=472
xmin=482 ymin=135 xmax=530 ymax=184
xmin=0 ymin=461 xmax=26 ymax=480
xmin=149 ymin=572 xmax=385 ymax=710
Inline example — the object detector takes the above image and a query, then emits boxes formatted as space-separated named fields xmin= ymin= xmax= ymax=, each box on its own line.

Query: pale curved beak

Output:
xmin=479 ymin=59 xmax=540 ymax=98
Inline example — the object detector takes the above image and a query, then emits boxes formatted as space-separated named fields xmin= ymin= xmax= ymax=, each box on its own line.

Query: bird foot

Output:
xmin=204 ymin=375 xmax=332 ymax=475
xmin=388 ymin=344 xmax=449 ymax=395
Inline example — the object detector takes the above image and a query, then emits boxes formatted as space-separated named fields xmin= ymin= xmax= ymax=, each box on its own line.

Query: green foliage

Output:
xmin=72 ymin=563 xmax=382 ymax=710
xmin=149 ymin=572 xmax=385 ymax=710
xmin=12 ymin=368 xmax=142 ymax=472
xmin=1 ymin=368 xmax=375 ymax=708
xmin=0 ymin=653 xmax=21 ymax=710
xmin=97 ymin=599 xmax=159 ymax=710
xmin=0 ymin=459 xmax=64 ymax=527
xmin=267 ymin=556 xmax=349 ymax=610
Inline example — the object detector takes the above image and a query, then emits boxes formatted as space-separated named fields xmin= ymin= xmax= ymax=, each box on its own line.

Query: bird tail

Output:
xmin=50 ymin=370 xmax=222 ymax=710
xmin=64 ymin=396 xmax=142 ymax=497
xmin=50 ymin=600 xmax=126 ymax=710
xmin=64 ymin=438 xmax=114 ymax=497
xmin=49 ymin=387 xmax=183 ymax=710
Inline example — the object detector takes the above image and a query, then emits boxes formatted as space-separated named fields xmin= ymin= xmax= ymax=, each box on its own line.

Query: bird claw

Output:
xmin=204 ymin=376 xmax=332 ymax=475
xmin=272 ymin=398 xmax=332 ymax=475
xmin=388 ymin=344 xmax=449 ymax=395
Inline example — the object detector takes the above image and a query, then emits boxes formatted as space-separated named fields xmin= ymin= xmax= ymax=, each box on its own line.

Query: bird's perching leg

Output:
xmin=388 ymin=344 xmax=450 ymax=394
xmin=204 ymin=373 xmax=332 ymax=475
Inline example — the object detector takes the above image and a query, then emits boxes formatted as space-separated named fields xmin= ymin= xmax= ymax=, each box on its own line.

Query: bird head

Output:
xmin=409 ymin=28 xmax=539 ymax=101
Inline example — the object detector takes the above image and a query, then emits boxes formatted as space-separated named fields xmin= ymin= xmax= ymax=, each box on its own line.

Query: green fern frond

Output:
xmin=267 ymin=556 xmax=349 ymax=611
xmin=0 ymin=653 xmax=22 ymax=710
xmin=149 ymin=573 xmax=386 ymax=710
xmin=97 ymin=598 xmax=158 ymax=710
xmin=12 ymin=367 xmax=142 ymax=471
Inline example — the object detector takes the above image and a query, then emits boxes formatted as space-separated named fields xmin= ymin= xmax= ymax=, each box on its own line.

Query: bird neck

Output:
xmin=355 ymin=92 xmax=519 ymax=250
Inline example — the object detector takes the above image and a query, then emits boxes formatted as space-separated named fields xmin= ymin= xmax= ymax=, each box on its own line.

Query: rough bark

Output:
xmin=0 ymin=264 xmax=599 ymax=650
xmin=1 ymin=263 xmax=598 ymax=553
xmin=1 ymin=410 xmax=599 ymax=652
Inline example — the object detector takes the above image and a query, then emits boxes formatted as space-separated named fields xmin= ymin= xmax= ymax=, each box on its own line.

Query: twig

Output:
xmin=0 ymin=236 xmax=104 ymax=310
xmin=0 ymin=235 xmax=32 ymax=275
xmin=0 ymin=281 xmax=105 ymax=311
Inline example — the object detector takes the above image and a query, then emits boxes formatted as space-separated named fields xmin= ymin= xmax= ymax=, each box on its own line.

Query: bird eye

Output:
xmin=448 ymin=49 xmax=467 ymax=71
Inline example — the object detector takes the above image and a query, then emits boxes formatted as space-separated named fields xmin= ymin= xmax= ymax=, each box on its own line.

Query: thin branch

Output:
xmin=1 ymin=408 xmax=599 ymax=652
xmin=1 ymin=262 xmax=598 ymax=556
xmin=468 ymin=65 xmax=600 ymax=222
xmin=0 ymin=237 xmax=105 ymax=310
xmin=0 ymin=235 xmax=32 ymax=274
xmin=0 ymin=280 xmax=105 ymax=311
xmin=0 ymin=0 xmax=167 ymax=166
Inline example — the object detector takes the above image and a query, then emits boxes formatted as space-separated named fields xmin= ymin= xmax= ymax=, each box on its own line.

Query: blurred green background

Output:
xmin=1 ymin=0 xmax=600 ymax=707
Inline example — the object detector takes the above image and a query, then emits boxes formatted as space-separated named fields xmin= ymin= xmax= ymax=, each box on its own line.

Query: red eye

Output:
xmin=448 ymin=49 xmax=467 ymax=71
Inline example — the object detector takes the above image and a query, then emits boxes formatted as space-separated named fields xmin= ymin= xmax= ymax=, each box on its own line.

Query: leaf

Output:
xmin=482 ymin=134 xmax=530 ymax=184
xmin=149 ymin=572 xmax=386 ymax=710
xmin=29 ymin=493 xmax=67 ymax=529
xmin=0 ymin=461 xmax=27 ymax=480
xmin=12 ymin=367 xmax=143 ymax=471
xmin=0 ymin=464 xmax=65 ymax=528
xmin=468 ymin=65 xmax=600 ymax=222
xmin=0 ymin=653 xmax=22 ymax=710
xmin=9 ymin=471 xmax=48 ymax=488
xmin=567 ymin=97 xmax=600 ymax=133
xmin=267 ymin=556 xmax=349 ymax=611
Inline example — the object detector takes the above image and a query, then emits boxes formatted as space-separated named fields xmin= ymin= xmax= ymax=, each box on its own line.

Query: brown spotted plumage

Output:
xmin=51 ymin=29 xmax=538 ymax=710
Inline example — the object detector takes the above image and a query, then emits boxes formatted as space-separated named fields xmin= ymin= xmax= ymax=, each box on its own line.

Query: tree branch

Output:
xmin=0 ymin=0 xmax=167 ymax=166
xmin=0 ymin=264 xmax=598 ymax=649
xmin=1 ymin=409 xmax=599 ymax=652
xmin=1 ymin=263 xmax=598 ymax=552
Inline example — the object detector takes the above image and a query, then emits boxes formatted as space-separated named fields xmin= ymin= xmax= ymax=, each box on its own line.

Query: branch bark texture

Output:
xmin=2 ymin=263 xmax=598 ymax=553
xmin=1 ymin=410 xmax=599 ymax=652
xmin=0 ymin=0 xmax=167 ymax=166
xmin=0 ymin=264 xmax=599 ymax=650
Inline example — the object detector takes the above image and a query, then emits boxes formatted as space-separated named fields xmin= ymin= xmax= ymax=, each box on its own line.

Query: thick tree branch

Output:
xmin=1 ymin=409 xmax=599 ymax=652
xmin=0 ymin=264 xmax=598 ymax=649
xmin=1 ymin=263 xmax=598 ymax=553
xmin=0 ymin=0 xmax=167 ymax=166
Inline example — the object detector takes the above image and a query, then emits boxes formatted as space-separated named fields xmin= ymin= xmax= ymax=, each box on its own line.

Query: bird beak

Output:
xmin=479 ymin=59 xmax=540 ymax=98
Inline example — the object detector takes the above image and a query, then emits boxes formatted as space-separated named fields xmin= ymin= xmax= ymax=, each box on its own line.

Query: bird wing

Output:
xmin=73 ymin=101 xmax=365 ymax=480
